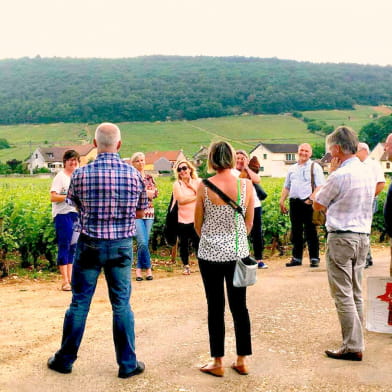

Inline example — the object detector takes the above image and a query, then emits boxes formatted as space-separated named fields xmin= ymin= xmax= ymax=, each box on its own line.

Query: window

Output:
xmin=263 ymin=154 xmax=267 ymax=160
xmin=35 ymin=154 xmax=38 ymax=158
xmin=387 ymin=162 xmax=390 ymax=169
xmin=260 ymin=167 xmax=264 ymax=172
xmin=286 ymin=153 xmax=295 ymax=161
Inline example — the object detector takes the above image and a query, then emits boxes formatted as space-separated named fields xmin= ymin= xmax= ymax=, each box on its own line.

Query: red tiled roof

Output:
xmin=145 ymin=150 xmax=182 ymax=165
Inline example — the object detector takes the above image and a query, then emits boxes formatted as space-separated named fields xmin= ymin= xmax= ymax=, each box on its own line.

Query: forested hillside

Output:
xmin=1 ymin=56 xmax=392 ymax=125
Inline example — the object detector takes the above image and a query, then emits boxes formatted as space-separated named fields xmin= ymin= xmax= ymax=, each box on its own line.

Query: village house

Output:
xmin=250 ymin=143 xmax=298 ymax=177
xmin=370 ymin=142 xmax=392 ymax=174
xmin=27 ymin=144 xmax=97 ymax=173
xmin=144 ymin=150 xmax=186 ymax=173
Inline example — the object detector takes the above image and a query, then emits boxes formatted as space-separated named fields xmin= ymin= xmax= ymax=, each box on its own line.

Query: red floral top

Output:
xmin=142 ymin=174 xmax=158 ymax=219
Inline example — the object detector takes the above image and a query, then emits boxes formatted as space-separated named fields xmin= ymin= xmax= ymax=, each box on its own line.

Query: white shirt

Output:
xmin=284 ymin=159 xmax=325 ymax=199
xmin=315 ymin=157 xmax=375 ymax=233
xmin=363 ymin=156 xmax=385 ymax=184
xmin=50 ymin=171 xmax=77 ymax=218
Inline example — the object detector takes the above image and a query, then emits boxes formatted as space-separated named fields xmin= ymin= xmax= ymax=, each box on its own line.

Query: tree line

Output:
xmin=0 ymin=56 xmax=392 ymax=125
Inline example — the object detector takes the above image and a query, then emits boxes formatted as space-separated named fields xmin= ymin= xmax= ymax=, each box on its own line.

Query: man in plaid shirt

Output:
xmin=48 ymin=123 xmax=148 ymax=379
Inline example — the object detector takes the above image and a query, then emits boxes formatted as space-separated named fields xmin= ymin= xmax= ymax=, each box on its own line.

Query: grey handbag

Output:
xmin=233 ymin=255 xmax=258 ymax=288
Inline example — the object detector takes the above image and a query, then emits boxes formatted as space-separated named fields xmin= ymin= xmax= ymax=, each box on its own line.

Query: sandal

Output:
xmin=183 ymin=265 xmax=191 ymax=275
xmin=200 ymin=364 xmax=224 ymax=377
xmin=61 ymin=283 xmax=72 ymax=291
xmin=231 ymin=362 xmax=249 ymax=375
xmin=136 ymin=277 xmax=143 ymax=281
xmin=146 ymin=275 xmax=153 ymax=281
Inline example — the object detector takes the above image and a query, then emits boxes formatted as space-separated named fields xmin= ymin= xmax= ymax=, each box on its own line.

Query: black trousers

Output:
xmin=177 ymin=222 xmax=199 ymax=265
xmin=250 ymin=206 xmax=264 ymax=260
xmin=289 ymin=198 xmax=319 ymax=260
xmin=198 ymin=258 xmax=252 ymax=357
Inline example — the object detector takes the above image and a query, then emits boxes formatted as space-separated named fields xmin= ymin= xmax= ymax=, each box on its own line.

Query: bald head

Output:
xmin=94 ymin=123 xmax=121 ymax=153
xmin=297 ymin=143 xmax=312 ymax=164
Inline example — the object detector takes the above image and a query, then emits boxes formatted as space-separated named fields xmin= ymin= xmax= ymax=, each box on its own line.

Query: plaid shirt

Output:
xmin=67 ymin=152 xmax=148 ymax=239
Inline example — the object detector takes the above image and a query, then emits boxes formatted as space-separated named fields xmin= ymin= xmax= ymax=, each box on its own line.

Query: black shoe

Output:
xmin=47 ymin=355 xmax=72 ymax=374
xmin=325 ymin=349 xmax=362 ymax=361
xmin=118 ymin=361 xmax=145 ymax=379
xmin=286 ymin=259 xmax=302 ymax=267
xmin=310 ymin=259 xmax=320 ymax=268
xmin=365 ymin=260 xmax=373 ymax=269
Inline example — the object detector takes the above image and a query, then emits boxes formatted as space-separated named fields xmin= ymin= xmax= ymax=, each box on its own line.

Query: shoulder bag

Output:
xmin=202 ymin=179 xmax=257 ymax=287
xmin=163 ymin=193 xmax=178 ymax=246
xmin=310 ymin=162 xmax=326 ymax=226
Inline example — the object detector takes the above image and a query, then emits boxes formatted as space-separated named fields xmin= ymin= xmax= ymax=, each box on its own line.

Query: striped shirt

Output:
xmin=315 ymin=156 xmax=375 ymax=234
xmin=67 ymin=152 xmax=148 ymax=239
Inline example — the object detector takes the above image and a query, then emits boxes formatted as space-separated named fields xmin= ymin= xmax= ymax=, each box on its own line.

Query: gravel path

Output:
xmin=1 ymin=247 xmax=392 ymax=392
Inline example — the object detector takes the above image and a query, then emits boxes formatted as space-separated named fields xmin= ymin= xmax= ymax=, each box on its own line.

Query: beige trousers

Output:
xmin=326 ymin=232 xmax=369 ymax=353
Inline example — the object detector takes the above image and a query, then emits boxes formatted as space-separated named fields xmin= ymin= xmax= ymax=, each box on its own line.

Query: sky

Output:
xmin=1 ymin=0 xmax=392 ymax=66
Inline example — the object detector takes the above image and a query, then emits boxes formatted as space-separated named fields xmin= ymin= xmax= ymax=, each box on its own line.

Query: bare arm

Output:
xmin=243 ymin=166 xmax=260 ymax=184
xmin=136 ymin=209 xmax=145 ymax=219
xmin=244 ymin=180 xmax=254 ymax=234
xmin=194 ymin=183 xmax=205 ymax=237
xmin=50 ymin=191 xmax=66 ymax=203
xmin=173 ymin=181 xmax=197 ymax=205
xmin=313 ymin=201 xmax=327 ymax=212
xmin=279 ymin=187 xmax=289 ymax=214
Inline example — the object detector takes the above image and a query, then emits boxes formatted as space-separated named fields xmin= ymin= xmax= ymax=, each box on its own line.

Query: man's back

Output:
xmin=68 ymin=152 xmax=147 ymax=239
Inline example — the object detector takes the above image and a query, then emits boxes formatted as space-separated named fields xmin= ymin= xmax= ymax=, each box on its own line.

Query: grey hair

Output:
xmin=95 ymin=122 xmax=121 ymax=148
xmin=327 ymin=126 xmax=358 ymax=155
xmin=357 ymin=142 xmax=370 ymax=154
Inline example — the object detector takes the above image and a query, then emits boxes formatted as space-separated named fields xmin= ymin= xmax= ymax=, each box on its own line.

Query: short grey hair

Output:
xmin=95 ymin=123 xmax=121 ymax=148
xmin=327 ymin=126 xmax=358 ymax=155
xmin=357 ymin=142 xmax=370 ymax=154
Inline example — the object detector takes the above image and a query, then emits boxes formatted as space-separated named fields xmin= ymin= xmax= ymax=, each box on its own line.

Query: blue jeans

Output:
xmin=135 ymin=219 xmax=153 ymax=269
xmin=54 ymin=235 xmax=137 ymax=374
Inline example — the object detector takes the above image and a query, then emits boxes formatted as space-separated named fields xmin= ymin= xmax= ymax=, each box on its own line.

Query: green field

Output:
xmin=303 ymin=105 xmax=380 ymax=131
xmin=0 ymin=105 xmax=382 ymax=162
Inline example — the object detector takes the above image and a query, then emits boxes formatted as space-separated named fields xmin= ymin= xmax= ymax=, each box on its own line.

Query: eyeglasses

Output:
xmin=177 ymin=166 xmax=188 ymax=172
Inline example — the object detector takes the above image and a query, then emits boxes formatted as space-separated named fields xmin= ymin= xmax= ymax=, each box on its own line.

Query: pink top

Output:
xmin=173 ymin=178 xmax=201 ymax=224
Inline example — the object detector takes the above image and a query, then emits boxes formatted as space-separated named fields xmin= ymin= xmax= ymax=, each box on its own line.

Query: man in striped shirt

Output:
xmin=48 ymin=123 xmax=148 ymax=378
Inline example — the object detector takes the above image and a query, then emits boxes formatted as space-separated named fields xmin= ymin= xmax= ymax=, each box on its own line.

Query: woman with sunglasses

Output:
xmin=194 ymin=141 xmax=254 ymax=377
xmin=172 ymin=160 xmax=201 ymax=275
xmin=129 ymin=152 xmax=158 ymax=281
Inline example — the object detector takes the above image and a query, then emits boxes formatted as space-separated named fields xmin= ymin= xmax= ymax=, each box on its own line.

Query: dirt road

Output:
xmin=1 ymin=248 xmax=392 ymax=392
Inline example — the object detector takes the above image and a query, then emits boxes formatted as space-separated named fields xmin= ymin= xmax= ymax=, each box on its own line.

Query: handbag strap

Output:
xmin=235 ymin=179 xmax=241 ymax=254
xmin=202 ymin=178 xmax=244 ymax=217
xmin=310 ymin=162 xmax=315 ymax=192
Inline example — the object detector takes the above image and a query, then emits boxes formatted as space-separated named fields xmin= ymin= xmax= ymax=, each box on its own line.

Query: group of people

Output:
xmin=47 ymin=121 xmax=392 ymax=381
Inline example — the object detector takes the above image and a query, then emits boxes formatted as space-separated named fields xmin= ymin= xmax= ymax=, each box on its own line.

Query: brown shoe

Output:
xmin=325 ymin=349 xmax=362 ymax=361
xmin=200 ymin=364 xmax=224 ymax=377
xmin=231 ymin=363 xmax=249 ymax=375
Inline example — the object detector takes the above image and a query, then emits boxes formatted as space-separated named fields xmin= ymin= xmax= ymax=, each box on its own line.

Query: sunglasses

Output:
xmin=177 ymin=166 xmax=188 ymax=172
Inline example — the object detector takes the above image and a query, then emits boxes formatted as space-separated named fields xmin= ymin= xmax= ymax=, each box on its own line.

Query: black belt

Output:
xmin=329 ymin=230 xmax=368 ymax=235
